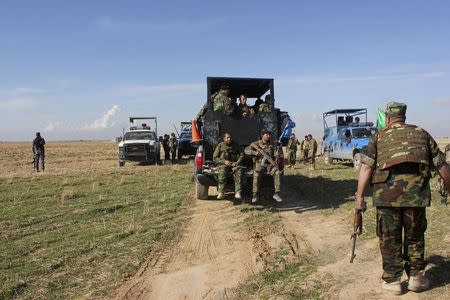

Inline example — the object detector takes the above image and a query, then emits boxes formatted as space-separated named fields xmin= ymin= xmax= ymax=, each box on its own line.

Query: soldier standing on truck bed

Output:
xmin=213 ymin=132 xmax=243 ymax=200
xmin=237 ymin=94 xmax=254 ymax=118
xmin=355 ymin=102 xmax=450 ymax=295
xmin=245 ymin=130 xmax=283 ymax=203
xmin=168 ymin=133 xmax=177 ymax=163
xmin=286 ymin=133 xmax=300 ymax=168
xmin=196 ymin=83 xmax=235 ymax=120
xmin=32 ymin=132 xmax=46 ymax=172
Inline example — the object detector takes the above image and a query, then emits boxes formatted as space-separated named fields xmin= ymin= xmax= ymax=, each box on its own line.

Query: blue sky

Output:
xmin=1 ymin=0 xmax=449 ymax=141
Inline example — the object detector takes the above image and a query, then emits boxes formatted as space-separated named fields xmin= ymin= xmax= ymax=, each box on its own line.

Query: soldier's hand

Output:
xmin=356 ymin=194 xmax=366 ymax=212
xmin=224 ymin=160 xmax=232 ymax=167
xmin=255 ymin=151 xmax=261 ymax=157
xmin=231 ymin=162 xmax=237 ymax=167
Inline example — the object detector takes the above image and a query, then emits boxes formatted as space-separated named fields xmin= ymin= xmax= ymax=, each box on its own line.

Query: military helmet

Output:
xmin=385 ymin=101 xmax=407 ymax=117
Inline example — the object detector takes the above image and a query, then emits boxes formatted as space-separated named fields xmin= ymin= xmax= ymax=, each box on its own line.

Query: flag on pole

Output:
xmin=376 ymin=108 xmax=386 ymax=130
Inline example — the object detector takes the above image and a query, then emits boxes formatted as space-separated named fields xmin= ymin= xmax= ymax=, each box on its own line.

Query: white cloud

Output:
xmin=44 ymin=121 xmax=64 ymax=132
xmin=434 ymin=97 xmax=450 ymax=105
xmin=85 ymin=105 xmax=120 ymax=129
xmin=0 ymin=98 xmax=36 ymax=110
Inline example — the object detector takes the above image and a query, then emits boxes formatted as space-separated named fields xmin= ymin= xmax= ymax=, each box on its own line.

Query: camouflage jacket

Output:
xmin=237 ymin=104 xmax=254 ymax=117
xmin=258 ymin=103 xmax=271 ymax=113
xmin=213 ymin=141 xmax=243 ymax=165
xmin=304 ymin=139 xmax=318 ymax=154
xmin=360 ymin=122 xmax=446 ymax=207
xmin=445 ymin=144 xmax=450 ymax=163
xmin=212 ymin=91 xmax=234 ymax=115
xmin=244 ymin=140 xmax=281 ymax=167
xmin=168 ymin=137 xmax=177 ymax=150
xmin=287 ymin=138 xmax=299 ymax=150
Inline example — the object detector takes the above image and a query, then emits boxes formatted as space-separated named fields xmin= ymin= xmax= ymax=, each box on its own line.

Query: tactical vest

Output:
xmin=373 ymin=124 xmax=429 ymax=183
xmin=220 ymin=143 xmax=239 ymax=161
xmin=377 ymin=124 xmax=429 ymax=170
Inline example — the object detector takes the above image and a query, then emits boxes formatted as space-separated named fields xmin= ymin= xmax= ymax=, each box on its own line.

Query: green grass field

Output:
xmin=0 ymin=142 xmax=193 ymax=299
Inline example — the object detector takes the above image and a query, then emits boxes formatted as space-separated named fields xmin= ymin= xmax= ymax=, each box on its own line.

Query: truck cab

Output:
xmin=118 ymin=117 xmax=161 ymax=166
xmin=322 ymin=109 xmax=376 ymax=171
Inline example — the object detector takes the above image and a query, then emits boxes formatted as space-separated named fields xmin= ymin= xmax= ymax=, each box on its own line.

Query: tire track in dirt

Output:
xmin=115 ymin=197 xmax=259 ymax=300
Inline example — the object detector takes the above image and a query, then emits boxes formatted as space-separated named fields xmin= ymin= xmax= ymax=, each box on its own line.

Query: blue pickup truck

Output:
xmin=321 ymin=109 xmax=376 ymax=171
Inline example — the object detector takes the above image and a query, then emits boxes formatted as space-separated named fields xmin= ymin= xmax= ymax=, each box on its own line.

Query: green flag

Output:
xmin=376 ymin=108 xmax=386 ymax=130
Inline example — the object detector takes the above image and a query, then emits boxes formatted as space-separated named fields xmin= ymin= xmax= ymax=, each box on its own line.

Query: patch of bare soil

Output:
xmin=280 ymin=201 xmax=449 ymax=299
xmin=116 ymin=197 xmax=265 ymax=300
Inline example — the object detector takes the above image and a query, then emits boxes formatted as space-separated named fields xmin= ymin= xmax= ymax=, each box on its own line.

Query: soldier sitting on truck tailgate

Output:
xmin=245 ymin=130 xmax=283 ymax=203
xmin=213 ymin=133 xmax=243 ymax=200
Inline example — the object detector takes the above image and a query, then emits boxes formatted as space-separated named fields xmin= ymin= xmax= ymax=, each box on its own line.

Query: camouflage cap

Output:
xmin=385 ymin=101 xmax=407 ymax=117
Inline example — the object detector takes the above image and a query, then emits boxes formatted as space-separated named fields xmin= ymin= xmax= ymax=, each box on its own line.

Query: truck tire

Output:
xmin=196 ymin=181 xmax=209 ymax=200
xmin=324 ymin=151 xmax=333 ymax=165
xmin=353 ymin=153 xmax=362 ymax=173
xmin=119 ymin=161 xmax=125 ymax=167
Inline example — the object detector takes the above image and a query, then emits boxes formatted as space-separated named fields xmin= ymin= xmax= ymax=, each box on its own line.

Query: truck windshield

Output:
xmin=352 ymin=128 xmax=373 ymax=139
xmin=124 ymin=131 xmax=156 ymax=141
xmin=179 ymin=132 xmax=192 ymax=139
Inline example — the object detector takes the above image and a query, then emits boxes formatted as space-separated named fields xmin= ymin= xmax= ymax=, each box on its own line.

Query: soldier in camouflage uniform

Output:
xmin=168 ymin=133 xmax=178 ymax=163
xmin=300 ymin=135 xmax=308 ymax=161
xmin=237 ymin=94 xmax=254 ymax=117
xmin=213 ymin=133 xmax=243 ymax=200
xmin=196 ymin=84 xmax=235 ymax=120
xmin=356 ymin=102 xmax=450 ymax=295
xmin=306 ymin=134 xmax=318 ymax=169
xmin=258 ymin=95 xmax=272 ymax=113
xmin=286 ymin=133 xmax=300 ymax=168
xmin=438 ymin=144 xmax=450 ymax=205
xmin=245 ymin=130 xmax=283 ymax=203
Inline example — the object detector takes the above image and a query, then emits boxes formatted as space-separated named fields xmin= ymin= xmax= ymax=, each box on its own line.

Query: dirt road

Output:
xmin=116 ymin=176 xmax=449 ymax=299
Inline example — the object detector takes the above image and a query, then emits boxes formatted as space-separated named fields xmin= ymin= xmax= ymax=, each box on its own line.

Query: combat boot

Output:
xmin=273 ymin=192 xmax=283 ymax=203
xmin=251 ymin=194 xmax=258 ymax=203
xmin=408 ymin=271 xmax=429 ymax=292
xmin=234 ymin=191 xmax=241 ymax=200
xmin=381 ymin=279 xmax=402 ymax=295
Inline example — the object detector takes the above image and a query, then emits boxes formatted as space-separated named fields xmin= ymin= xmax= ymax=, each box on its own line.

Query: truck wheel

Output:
xmin=353 ymin=153 xmax=362 ymax=172
xmin=119 ymin=161 xmax=125 ymax=167
xmin=324 ymin=151 xmax=332 ymax=165
xmin=196 ymin=181 xmax=209 ymax=200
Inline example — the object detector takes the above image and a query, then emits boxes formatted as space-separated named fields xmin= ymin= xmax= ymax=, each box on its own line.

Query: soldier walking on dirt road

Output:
xmin=245 ymin=130 xmax=283 ymax=204
xmin=213 ymin=132 xmax=243 ymax=200
xmin=355 ymin=102 xmax=450 ymax=295
xmin=286 ymin=133 xmax=299 ymax=168
xmin=32 ymin=132 xmax=46 ymax=172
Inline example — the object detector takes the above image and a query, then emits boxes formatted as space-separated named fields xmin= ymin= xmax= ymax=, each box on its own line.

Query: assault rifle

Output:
xmin=350 ymin=201 xmax=366 ymax=263
xmin=250 ymin=143 xmax=281 ymax=172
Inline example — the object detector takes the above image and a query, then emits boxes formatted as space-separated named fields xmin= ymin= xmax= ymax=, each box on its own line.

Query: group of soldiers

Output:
xmin=196 ymin=84 xmax=274 ymax=120
xmin=213 ymin=130 xmax=283 ymax=203
xmin=161 ymin=133 xmax=178 ymax=163
xmin=285 ymin=133 xmax=318 ymax=169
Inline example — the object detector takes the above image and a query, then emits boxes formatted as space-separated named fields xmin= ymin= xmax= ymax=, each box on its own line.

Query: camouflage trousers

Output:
xmin=376 ymin=207 xmax=427 ymax=282
xmin=217 ymin=166 xmax=242 ymax=193
xmin=438 ymin=177 xmax=448 ymax=204
xmin=34 ymin=152 xmax=45 ymax=172
xmin=287 ymin=149 xmax=297 ymax=165
xmin=253 ymin=164 xmax=281 ymax=194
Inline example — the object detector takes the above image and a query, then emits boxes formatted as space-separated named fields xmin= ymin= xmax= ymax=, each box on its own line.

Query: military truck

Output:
xmin=321 ymin=109 xmax=376 ymax=171
xmin=177 ymin=121 xmax=197 ymax=159
xmin=194 ymin=77 xmax=290 ymax=200
xmin=118 ymin=116 xmax=161 ymax=166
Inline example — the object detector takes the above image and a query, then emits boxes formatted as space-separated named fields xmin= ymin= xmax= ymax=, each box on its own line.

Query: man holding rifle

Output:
xmin=355 ymin=102 xmax=450 ymax=295
xmin=245 ymin=130 xmax=283 ymax=204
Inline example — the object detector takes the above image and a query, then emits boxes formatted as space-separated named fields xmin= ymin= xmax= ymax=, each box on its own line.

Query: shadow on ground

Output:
xmin=427 ymin=255 xmax=450 ymax=290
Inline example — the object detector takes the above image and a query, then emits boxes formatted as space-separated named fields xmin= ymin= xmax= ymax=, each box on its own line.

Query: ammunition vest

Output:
xmin=377 ymin=124 xmax=429 ymax=170
xmin=372 ymin=124 xmax=429 ymax=183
